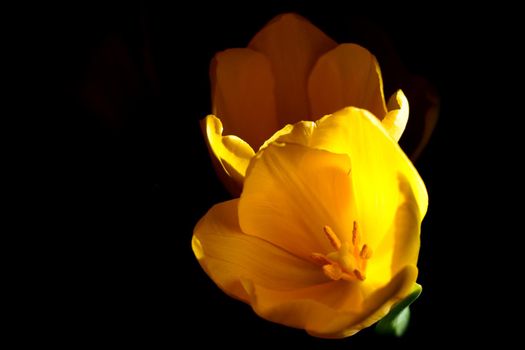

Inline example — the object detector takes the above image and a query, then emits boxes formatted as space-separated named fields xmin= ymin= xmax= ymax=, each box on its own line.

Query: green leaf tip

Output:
xmin=375 ymin=283 xmax=422 ymax=337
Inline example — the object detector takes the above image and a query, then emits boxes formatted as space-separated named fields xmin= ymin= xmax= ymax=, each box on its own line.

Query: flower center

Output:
xmin=311 ymin=221 xmax=372 ymax=282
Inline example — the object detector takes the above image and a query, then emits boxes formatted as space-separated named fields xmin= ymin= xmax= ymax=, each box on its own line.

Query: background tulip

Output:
xmin=204 ymin=14 xmax=423 ymax=195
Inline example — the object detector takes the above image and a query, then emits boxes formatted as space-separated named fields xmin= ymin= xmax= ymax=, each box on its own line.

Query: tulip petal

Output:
xmin=239 ymin=143 xmax=358 ymax=260
xmin=211 ymin=48 xmax=279 ymax=149
xmin=382 ymin=90 xmax=409 ymax=142
xmin=262 ymin=108 xmax=426 ymax=268
xmin=202 ymin=115 xmax=255 ymax=194
xmin=244 ymin=265 xmax=417 ymax=338
xmin=193 ymin=199 xmax=328 ymax=301
xmin=249 ymin=13 xmax=337 ymax=124
xmin=368 ymin=173 xmax=422 ymax=280
xmin=308 ymin=44 xmax=387 ymax=120
xmin=259 ymin=120 xmax=316 ymax=152
xmin=307 ymin=108 xmax=427 ymax=252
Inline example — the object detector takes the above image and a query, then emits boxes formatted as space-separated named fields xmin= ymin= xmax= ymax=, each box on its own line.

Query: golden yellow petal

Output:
xmin=389 ymin=175 xmax=422 ymax=274
xmin=244 ymin=265 xmax=417 ymax=338
xmin=258 ymin=120 xmax=316 ymax=152
xmin=211 ymin=48 xmax=279 ymax=149
xmin=239 ymin=143 xmax=358 ymax=260
xmin=309 ymin=108 xmax=427 ymax=251
xmin=261 ymin=108 xmax=427 ymax=257
xmin=308 ymin=44 xmax=387 ymax=120
xmin=367 ymin=174 xmax=421 ymax=283
xmin=249 ymin=13 xmax=337 ymax=125
xmin=244 ymin=280 xmax=360 ymax=336
xmin=382 ymin=90 xmax=409 ymax=142
xmin=202 ymin=115 xmax=255 ymax=194
xmin=193 ymin=199 xmax=327 ymax=302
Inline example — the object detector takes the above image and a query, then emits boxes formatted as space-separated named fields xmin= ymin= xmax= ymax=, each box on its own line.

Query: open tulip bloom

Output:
xmin=194 ymin=14 xmax=428 ymax=339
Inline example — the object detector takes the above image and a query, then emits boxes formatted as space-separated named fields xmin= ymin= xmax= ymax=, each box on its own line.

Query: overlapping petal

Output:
xmin=309 ymin=108 xmax=428 ymax=221
xmin=249 ymin=13 xmax=337 ymax=124
xmin=204 ymin=14 xmax=421 ymax=193
xmin=308 ymin=43 xmax=387 ymax=120
xmin=239 ymin=144 xmax=357 ymax=259
xmin=263 ymin=108 xmax=427 ymax=280
xmin=193 ymin=200 xmax=328 ymax=299
xmin=274 ymin=109 xmax=426 ymax=214
xmin=211 ymin=48 xmax=279 ymax=148
xmin=202 ymin=115 xmax=254 ymax=194
xmin=247 ymin=265 xmax=417 ymax=338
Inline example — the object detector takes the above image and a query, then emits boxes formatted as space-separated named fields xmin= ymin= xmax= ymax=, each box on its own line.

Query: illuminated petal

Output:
xmin=313 ymin=109 xmax=426 ymax=250
xmin=389 ymin=175 xmax=421 ymax=273
xmin=368 ymin=174 xmax=421 ymax=280
xmin=193 ymin=200 xmax=327 ymax=301
xmin=259 ymin=120 xmax=316 ymax=152
xmin=266 ymin=108 xmax=427 ymax=256
xmin=202 ymin=115 xmax=255 ymax=194
xmin=249 ymin=13 xmax=337 ymax=124
xmin=239 ymin=144 xmax=357 ymax=259
xmin=308 ymin=44 xmax=387 ymax=120
xmin=245 ymin=265 xmax=417 ymax=338
xmin=211 ymin=48 xmax=279 ymax=149
xmin=382 ymin=90 xmax=409 ymax=142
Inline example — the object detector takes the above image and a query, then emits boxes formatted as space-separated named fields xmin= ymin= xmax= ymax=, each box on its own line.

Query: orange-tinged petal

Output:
xmin=239 ymin=143 xmax=357 ymax=260
xmin=193 ymin=200 xmax=328 ymax=301
xmin=202 ymin=115 xmax=255 ymax=194
xmin=310 ymin=107 xmax=427 ymax=220
xmin=245 ymin=265 xmax=417 ymax=338
xmin=308 ymin=44 xmax=387 ymax=120
xmin=249 ymin=13 xmax=337 ymax=125
xmin=382 ymin=89 xmax=409 ymax=142
xmin=211 ymin=48 xmax=279 ymax=149
xmin=311 ymin=110 xmax=426 ymax=259
xmin=264 ymin=108 xmax=427 ymax=256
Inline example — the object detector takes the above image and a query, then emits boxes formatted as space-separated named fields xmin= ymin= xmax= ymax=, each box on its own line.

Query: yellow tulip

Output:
xmin=204 ymin=13 xmax=410 ymax=194
xmin=193 ymin=107 xmax=428 ymax=338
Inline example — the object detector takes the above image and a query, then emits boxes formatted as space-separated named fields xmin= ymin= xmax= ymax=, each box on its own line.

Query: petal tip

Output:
xmin=191 ymin=235 xmax=204 ymax=260
xmin=383 ymin=90 xmax=409 ymax=142
xmin=201 ymin=115 xmax=254 ymax=195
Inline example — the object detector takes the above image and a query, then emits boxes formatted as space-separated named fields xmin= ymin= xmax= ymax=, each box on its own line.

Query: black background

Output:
xmin=36 ymin=1 xmax=519 ymax=347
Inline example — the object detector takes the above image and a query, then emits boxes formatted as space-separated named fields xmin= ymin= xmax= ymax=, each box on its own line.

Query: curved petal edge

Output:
xmin=383 ymin=90 xmax=409 ymax=142
xmin=201 ymin=115 xmax=255 ymax=195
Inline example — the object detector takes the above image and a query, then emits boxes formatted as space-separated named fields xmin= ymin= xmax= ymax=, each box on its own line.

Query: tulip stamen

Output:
xmin=352 ymin=221 xmax=359 ymax=246
xmin=323 ymin=225 xmax=342 ymax=250
xmin=312 ymin=222 xmax=371 ymax=282
xmin=322 ymin=264 xmax=342 ymax=280
xmin=360 ymin=244 xmax=372 ymax=260
xmin=310 ymin=252 xmax=331 ymax=265
xmin=352 ymin=221 xmax=360 ymax=258
xmin=353 ymin=269 xmax=365 ymax=281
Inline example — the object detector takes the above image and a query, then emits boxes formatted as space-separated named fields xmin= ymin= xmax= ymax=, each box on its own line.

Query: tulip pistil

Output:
xmin=311 ymin=221 xmax=372 ymax=282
